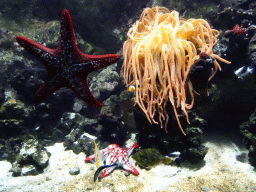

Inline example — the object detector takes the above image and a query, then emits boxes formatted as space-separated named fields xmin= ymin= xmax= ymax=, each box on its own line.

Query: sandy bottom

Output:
xmin=1 ymin=133 xmax=256 ymax=192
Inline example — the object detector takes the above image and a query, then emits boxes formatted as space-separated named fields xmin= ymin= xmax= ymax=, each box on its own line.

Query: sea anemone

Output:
xmin=121 ymin=7 xmax=231 ymax=135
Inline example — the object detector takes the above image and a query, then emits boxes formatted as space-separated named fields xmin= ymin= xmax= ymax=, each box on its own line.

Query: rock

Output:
xmin=249 ymin=145 xmax=256 ymax=167
xmin=89 ymin=64 xmax=120 ymax=100
xmin=236 ymin=152 xmax=248 ymax=163
xmin=240 ymin=110 xmax=256 ymax=167
xmin=21 ymin=165 xmax=38 ymax=176
xmin=63 ymin=115 xmax=99 ymax=155
xmin=184 ymin=146 xmax=208 ymax=164
xmin=201 ymin=186 xmax=210 ymax=191
xmin=0 ymin=98 xmax=26 ymax=132
xmin=69 ymin=167 xmax=80 ymax=175
xmin=9 ymin=162 xmax=22 ymax=177
xmin=10 ymin=139 xmax=51 ymax=176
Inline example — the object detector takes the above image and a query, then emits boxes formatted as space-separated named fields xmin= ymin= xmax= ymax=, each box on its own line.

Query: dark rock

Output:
xmin=64 ymin=131 xmax=95 ymax=155
xmin=100 ymin=95 xmax=120 ymax=117
xmin=97 ymin=111 xmax=128 ymax=146
xmin=134 ymin=107 xmax=208 ymax=164
xmin=7 ymin=68 xmax=47 ymax=103
xmin=236 ymin=152 xmax=248 ymax=163
xmin=119 ymin=90 xmax=136 ymax=130
xmin=206 ymin=1 xmax=256 ymax=30
xmin=189 ymin=53 xmax=216 ymax=95
xmin=53 ymin=112 xmax=89 ymax=144
xmin=63 ymin=114 xmax=99 ymax=154
xmin=240 ymin=112 xmax=256 ymax=148
xmin=184 ymin=146 xmax=208 ymax=164
xmin=240 ymin=110 xmax=256 ymax=167
xmin=0 ymin=98 xmax=35 ymax=137
xmin=249 ymin=145 xmax=256 ymax=167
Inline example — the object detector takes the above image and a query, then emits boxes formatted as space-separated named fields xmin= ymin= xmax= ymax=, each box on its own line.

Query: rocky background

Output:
xmin=0 ymin=0 xmax=256 ymax=180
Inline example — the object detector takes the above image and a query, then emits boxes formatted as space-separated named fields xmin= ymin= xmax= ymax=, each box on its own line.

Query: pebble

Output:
xmin=201 ymin=186 xmax=210 ymax=191
xmin=69 ymin=167 xmax=80 ymax=175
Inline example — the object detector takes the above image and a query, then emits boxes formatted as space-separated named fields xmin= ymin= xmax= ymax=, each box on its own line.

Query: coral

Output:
xmin=226 ymin=24 xmax=246 ymax=37
xmin=225 ymin=20 xmax=256 ymax=51
xmin=121 ymin=7 xmax=230 ymax=135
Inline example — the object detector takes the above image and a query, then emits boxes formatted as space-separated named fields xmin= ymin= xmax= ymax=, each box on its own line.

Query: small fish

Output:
xmin=162 ymin=151 xmax=181 ymax=165
xmin=128 ymin=85 xmax=136 ymax=92
xmin=94 ymin=140 xmax=103 ymax=168
xmin=164 ymin=151 xmax=181 ymax=161
xmin=234 ymin=65 xmax=254 ymax=79
xmin=128 ymin=80 xmax=140 ymax=92
xmin=94 ymin=163 xmax=118 ymax=182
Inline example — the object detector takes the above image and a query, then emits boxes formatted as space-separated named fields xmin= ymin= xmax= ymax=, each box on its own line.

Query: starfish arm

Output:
xmin=16 ymin=36 xmax=60 ymax=70
xmin=100 ymin=166 xmax=117 ymax=178
xmin=122 ymin=162 xmax=139 ymax=175
xmin=60 ymin=9 xmax=77 ymax=48
xmin=85 ymin=154 xmax=96 ymax=163
xmin=126 ymin=142 xmax=137 ymax=156
xmin=68 ymin=73 xmax=102 ymax=108
xmin=56 ymin=9 xmax=121 ymax=69
xmin=56 ymin=9 xmax=80 ymax=65
xmin=34 ymin=73 xmax=67 ymax=103
xmin=75 ymin=54 xmax=120 ymax=72
xmin=85 ymin=150 xmax=108 ymax=164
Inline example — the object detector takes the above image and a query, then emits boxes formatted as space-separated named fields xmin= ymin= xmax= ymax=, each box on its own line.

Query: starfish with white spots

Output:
xmin=85 ymin=143 xmax=139 ymax=179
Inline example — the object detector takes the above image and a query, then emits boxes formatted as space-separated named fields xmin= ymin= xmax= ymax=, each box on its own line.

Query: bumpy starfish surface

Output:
xmin=16 ymin=9 xmax=120 ymax=108
xmin=85 ymin=143 xmax=139 ymax=178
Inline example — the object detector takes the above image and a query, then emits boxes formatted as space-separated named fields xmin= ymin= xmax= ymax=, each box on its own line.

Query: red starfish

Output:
xmin=85 ymin=143 xmax=139 ymax=178
xmin=16 ymin=9 xmax=120 ymax=108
